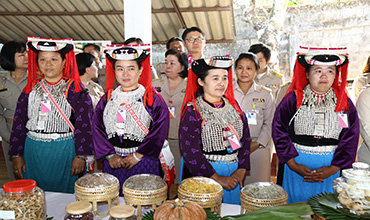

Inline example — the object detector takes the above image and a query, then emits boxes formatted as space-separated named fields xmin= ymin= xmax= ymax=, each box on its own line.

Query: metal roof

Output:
xmin=0 ymin=0 xmax=235 ymax=44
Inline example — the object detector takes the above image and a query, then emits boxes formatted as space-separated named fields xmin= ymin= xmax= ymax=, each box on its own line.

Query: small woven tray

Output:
xmin=75 ymin=177 xmax=120 ymax=217
xmin=240 ymin=190 xmax=288 ymax=213
xmin=178 ymin=177 xmax=223 ymax=214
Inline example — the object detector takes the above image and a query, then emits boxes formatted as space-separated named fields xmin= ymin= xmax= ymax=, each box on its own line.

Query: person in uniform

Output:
xmin=356 ymin=84 xmax=370 ymax=166
xmin=179 ymin=55 xmax=251 ymax=204
xmin=275 ymin=81 xmax=292 ymax=107
xmin=0 ymin=41 xmax=28 ymax=181
xmin=155 ymin=37 xmax=185 ymax=75
xmin=248 ymin=43 xmax=284 ymax=101
xmin=152 ymin=49 xmax=188 ymax=186
xmin=352 ymin=55 xmax=370 ymax=100
xmin=181 ymin=27 xmax=206 ymax=60
xmin=272 ymin=46 xmax=359 ymax=203
xmin=233 ymin=52 xmax=275 ymax=185
xmin=9 ymin=37 xmax=94 ymax=193
xmin=83 ymin=43 xmax=106 ymax=92
xmin=93 ymin=45 xmax=169 ymax=195
xmin=76 ymin=53 xmax=104 ymax=110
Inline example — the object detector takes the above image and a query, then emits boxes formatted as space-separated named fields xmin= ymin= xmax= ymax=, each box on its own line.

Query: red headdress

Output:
xmin=104 ymin=44 xmax=153 ymax=106
xmin=25 ymin=36 xmax=82 ymax=94
xmin=286 ymin=46 xmax=349 ymax=112
xmin=181 ymin=55 xmax=242 ymax=118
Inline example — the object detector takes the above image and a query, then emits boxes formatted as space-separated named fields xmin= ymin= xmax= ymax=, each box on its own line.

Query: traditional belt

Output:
xmin=27 ymin=131 xmax=73 ymax=141
xmin=204 ymin=152 xmax=238 ymax=163
xmin=114 ymin=146 xmax=139 ymax=154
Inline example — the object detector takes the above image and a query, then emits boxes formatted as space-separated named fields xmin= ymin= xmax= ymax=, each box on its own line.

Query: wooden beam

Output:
xmin=0 ymin=6 xmax=232 ymax=16
xmin=170 ymin=0 xmax=186 ymax=29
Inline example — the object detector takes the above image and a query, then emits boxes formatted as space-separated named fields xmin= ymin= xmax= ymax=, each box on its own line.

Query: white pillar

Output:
xmin=123 ymin=0 xmax=152 ymax=44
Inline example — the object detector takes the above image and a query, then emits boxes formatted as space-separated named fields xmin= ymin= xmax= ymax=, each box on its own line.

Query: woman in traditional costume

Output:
xmin=272 ymin=46 xmax=359 ymax=203
xmin=9 ymin=37 xmax=94 ymax=193
xmin=93 ymin=45 xmax=169 ymax=194
xmin=179 ymin=56 xmax=250 ymax=204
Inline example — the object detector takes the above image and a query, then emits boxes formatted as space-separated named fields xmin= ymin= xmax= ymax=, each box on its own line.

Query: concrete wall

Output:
xmin=152 ymin=0 xmax=370 ymax=80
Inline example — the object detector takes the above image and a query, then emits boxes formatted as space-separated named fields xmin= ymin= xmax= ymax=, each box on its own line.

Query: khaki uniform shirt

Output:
xmin=0 ymin=71 xmax=28 ymax=142
xmin=97 ymin=63 xmax=107 ymax=92
xmin=356 ymin=85 xmax=370 ymax=165
xmin=83 ymin=80 xmax=104 ymax=110
xmin=275 ymin=81 xmax=291 ymax=107
xmin=233 ymin=81 xmax=275 ymax=147
xmin=255 ymin=67 xmax=284 ymax=102
xmin=152 ymin=76 xmax=186 ymax=139
xmin=352 ymin=73 xmax=370 ymax=100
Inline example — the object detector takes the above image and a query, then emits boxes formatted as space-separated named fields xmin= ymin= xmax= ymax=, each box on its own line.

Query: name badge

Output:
xmin=117 ymin=110 xmax=126 ymax=123
xmin=41 ymin=100 xmax=51 ymax=113
xmin=227 ymin=134 xmax=241 ymax=151
xmin=338 ymin=113 xmax=349 ymax=128
xmin=169 ymin=106 xmax=176 ymax=118
xmin=247 ymin=112 xmax=257 ymax=125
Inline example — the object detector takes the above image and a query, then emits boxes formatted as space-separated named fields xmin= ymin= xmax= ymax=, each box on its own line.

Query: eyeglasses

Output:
xmin=185 ymin=37 xmax=204 ymax=43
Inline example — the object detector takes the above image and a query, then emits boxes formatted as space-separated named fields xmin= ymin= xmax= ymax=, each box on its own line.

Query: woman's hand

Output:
xmin=231 ymin=168 xmax=247 ymax=187
xmin=286 ymin=158 xmax=315 ymax=180
xmin=71 ymin=156 xmax=85 ymax=176
xmin=211 ymin=173 xmax=238 ymax=190
xmin=12 ymin=156 xmax=26 ymax=178
xmin=250 ymin=142 xmax=259 ymax=154
xmin=122 ymin=153 xmax=143 ymax=169
xmin=108 ymin=154 xmax=124 ymax=169
xmin=307 ymin=166 xmax=340 ymax=183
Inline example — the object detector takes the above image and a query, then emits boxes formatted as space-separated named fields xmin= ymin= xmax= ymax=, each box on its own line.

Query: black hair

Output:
xmin=165 ymin=49 xmax=188 ymax=78
xmin=0 ymin=41 xmax=26 ymax=71
xmin=235 ymin=52 xmax=260 ymax=71
xmin=82 ymin=43 xmax=100 ymax=53
xmin=123 ymin=37 xmax=144 ymax=45
xmin=248 ymin=43 xmax=272 ymax=61
xmin=76 ymin=53 xmax=95 ymax=76
xmin=194 ymin=69 xmax=210 ymax=98
xmin=166 ymin=37 xmax=183 ymax=50
xmin=181 ymin=27 xmax=205 ymax=41
xmin=36 ymin=51 xmax=66 ymax=64
xmin=113 ymin=59 xmax=142 ymax=71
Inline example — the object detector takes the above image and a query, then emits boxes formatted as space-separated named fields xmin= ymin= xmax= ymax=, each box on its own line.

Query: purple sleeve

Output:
xmin=136 ymin=90 xmax=170 ymax=159
xmin=68 ymin=86 xmax=94 ymax=155
xmin=179 ymin=104 xmax=216 ymax=177
xmin=9 ymin=92 xmax=29 ymax=156
xmin=332 ymin=98 xmax=359 ymax=169
xmin=92 ymin=93 xmax=115 ymax=160
xmin=272 ymin=92 xmax=299 ymax=163
xmin=238 ymin=112 xmax=251 ymax=170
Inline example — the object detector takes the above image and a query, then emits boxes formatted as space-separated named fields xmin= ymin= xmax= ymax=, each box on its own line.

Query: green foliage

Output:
xmin=142 ymin=210 xmax=155 ymax=220
xmin=307 ymin=192 xmax=370 ymax=220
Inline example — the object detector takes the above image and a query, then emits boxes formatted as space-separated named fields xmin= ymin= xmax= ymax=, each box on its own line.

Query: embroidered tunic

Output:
xmin=9 ymin=79 xmax=94 ymax=156
xmin=93 ymin=85 xmax=169 ymax=160
xmin=179 ymin=97 xmax=250 ymax=178
xmin=272 ymin=86 xmax=359 ymax=203
xmin=273 ymin=87 xmax=359 ymax=169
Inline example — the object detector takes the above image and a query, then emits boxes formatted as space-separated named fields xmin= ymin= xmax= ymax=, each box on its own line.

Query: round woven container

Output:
xmin=240 ymin=182 xmax=288 ymax=214
xmin=178 ymin=176 xmax=223 ymax=214
xmin=75 ymin=173 xmax=120 ymax=217
xmin=122 ymin=174 xmax=167 ymax=218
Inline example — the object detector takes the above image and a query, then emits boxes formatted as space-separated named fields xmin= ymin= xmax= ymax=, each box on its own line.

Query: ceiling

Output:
xmin=0 ymin=0 xmax=235 ymax=44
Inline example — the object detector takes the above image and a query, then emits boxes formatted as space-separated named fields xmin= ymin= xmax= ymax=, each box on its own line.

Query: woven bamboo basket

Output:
xmin=75 ymin=173 xmax=120 ymax=218
xmin=122 ymin=174 xmax=167 ymax=219
xmin=240 ymin=182 xmax=288 ymax=214
xmin=178 ymin=177 xmax=223 ymax=215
